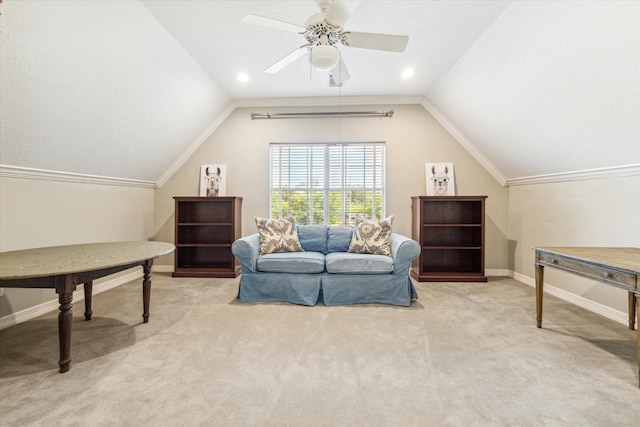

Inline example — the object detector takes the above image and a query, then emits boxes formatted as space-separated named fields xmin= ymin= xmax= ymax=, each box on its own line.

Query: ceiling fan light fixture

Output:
xmin=244 ymin=2 xmax=409 ymax=83
xmin=312 ymin=45 xmax=340 ymax=71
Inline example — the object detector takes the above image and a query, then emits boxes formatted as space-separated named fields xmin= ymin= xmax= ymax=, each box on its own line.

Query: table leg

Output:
xmin=535 ymin=261 xmax=544 ymax=328
xmin=55 ymin=275 xmax=76 ymax=373
xmin=628 ymin=292 xmax=637 ymax=331
xmin=142 ymin=260 xmax=152 ymax=323
xmin=83 ymin=281 xmax=93 ymax=321
xmin=636 ymin=295 xmax=640 ymax=388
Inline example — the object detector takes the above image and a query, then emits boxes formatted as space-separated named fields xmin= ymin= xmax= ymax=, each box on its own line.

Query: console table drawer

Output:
xmin=538 ymin=253 xmax=637 ymax=290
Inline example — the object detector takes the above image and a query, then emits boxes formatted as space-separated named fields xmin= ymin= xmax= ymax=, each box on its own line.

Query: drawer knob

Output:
xmin=603 ymin=271 xmax=615 ymax=279
xmin=550 ymin=258 xmax=558 ymax=264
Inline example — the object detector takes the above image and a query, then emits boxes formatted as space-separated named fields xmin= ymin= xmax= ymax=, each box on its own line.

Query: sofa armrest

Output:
xmin=390 ymin=233 xmax=421 ymax=275
xmin=231 ymin=234 xmax=261 ymax=273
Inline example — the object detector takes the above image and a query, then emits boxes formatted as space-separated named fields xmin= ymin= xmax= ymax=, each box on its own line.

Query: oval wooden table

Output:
xmin=0 ymin=241 xmax=175 ymax=373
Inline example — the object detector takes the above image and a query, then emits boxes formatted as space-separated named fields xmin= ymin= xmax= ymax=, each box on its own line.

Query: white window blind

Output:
xmin=270 ymin=143 xmax=385 ymax=225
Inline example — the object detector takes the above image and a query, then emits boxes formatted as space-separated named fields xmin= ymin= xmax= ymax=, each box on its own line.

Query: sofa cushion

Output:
xmin=256 ymin=251 xmax=326 ymax=274
xmin=255 ymin=216 xmax=304 ymax=255
xmin=347 ymin=215 xmax=394 ymax=256
xmin=327 ymin=226 xmax=354 ymax=253
xmin=325 ymin=252 xmax=394 ymax=274
xmin=297 ymin=225 xmax=328 ymax=254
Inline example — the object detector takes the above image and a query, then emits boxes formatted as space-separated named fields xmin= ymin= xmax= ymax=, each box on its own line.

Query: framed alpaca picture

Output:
xmin=200 ymin=164 xmax=227 ymax=197
xmin=426 ymin=163 xmax=455 ymax=196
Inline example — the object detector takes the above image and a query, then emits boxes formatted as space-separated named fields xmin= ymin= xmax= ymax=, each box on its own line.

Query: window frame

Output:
xmin=270 ymin=142 xmax=386 ymax=226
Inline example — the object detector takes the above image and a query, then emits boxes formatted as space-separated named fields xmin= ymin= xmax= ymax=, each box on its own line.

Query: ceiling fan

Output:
xmin=242 ymin=0 xmax=409 ymax=85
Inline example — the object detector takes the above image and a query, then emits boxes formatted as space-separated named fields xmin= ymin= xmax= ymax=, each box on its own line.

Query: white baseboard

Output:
xmin=486 ymin=269 xmax=510 ymax=277
xmin=152 ymin=265 xmax=174 ymax=273
xmin=0 ymin=270 xmax=143 ymax=330
xmin=511 ymin=271 xmax=629 ymax=326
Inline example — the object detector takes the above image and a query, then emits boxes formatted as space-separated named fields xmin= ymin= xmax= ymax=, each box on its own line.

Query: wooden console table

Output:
xmin=0 ymin=241 xmax=174 ymax=373
xmin=533 ymin=247 xmax=640 ymax=387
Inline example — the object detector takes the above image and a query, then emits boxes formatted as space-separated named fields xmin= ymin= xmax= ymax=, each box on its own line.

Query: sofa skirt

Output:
xmin=237 ymin=272 xmax=416 ymax=307
xmin=321 ymin=274 xmax=417 ymax=307
xmin=237 ymin=272 xmax=322 ymax=306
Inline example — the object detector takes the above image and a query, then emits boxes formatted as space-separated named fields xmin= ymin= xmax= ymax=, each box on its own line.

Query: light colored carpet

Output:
xmin=0 ymin=275 xmax=638 ymax=426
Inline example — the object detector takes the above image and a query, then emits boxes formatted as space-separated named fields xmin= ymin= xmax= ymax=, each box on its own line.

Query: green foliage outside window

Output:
xmin=271 ymin=188 xmax=383 ymax=226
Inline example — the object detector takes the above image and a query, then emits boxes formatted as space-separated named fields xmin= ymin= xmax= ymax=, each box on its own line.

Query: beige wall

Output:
xmin=154 ymin=104 xmax=509 ymax=270
xmin=0 ymin=177 xmax=154 ymax=316
xmin=508 ymin=175 xmax=640 ymax=313
xmin=4 ymin=104 xmax=635 ymax=323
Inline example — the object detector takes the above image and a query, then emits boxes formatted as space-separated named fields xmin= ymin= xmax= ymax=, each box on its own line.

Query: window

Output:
xmin=270 ymin=143 xmax=385 ymax=225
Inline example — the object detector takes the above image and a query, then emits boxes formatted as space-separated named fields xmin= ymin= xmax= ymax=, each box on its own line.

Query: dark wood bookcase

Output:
xmin=411 ymin=196 xmax=487 ymax=282
xmin=173 ymin=196 xmax=242 ymax=278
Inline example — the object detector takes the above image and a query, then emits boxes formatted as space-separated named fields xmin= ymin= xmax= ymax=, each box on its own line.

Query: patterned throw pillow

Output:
xmin=347 ymin=215 xmax=394 ymax=256
xmin=255 ymin=216 xmax=305 ymax=255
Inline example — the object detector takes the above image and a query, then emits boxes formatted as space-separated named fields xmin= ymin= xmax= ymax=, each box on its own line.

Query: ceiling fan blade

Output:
xmin=264 ymin=46 xmax=309 ymax=73
xmin=341 ymin=31 xmax=409 ymax=53
xmin=242 ymin=14 xmax=305 ymax=33
xmin=329 ymin=57 xmax=350 ymax=86
xmin=325 ymin=0 xmax=361 ymax=28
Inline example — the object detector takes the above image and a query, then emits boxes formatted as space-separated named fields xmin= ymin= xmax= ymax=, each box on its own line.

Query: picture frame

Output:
xmin=426 ymin=163 xmax=455 ymax=196
xmin=200 ymin=164 xmax=227 ymax=197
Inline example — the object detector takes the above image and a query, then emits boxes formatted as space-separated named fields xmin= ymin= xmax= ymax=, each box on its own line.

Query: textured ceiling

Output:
xmin=1 ymin=1 xmax=638 ymax=183
xmin=0 ymin=1 xmax=231 ymax=182
xmin=427 ymin=1 xmax=640 ymax=178
xmin=141 ymin=0 xmax=511 ymax=99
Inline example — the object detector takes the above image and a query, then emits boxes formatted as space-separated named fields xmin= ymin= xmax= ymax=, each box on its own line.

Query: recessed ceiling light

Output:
xmin=401 ymin=68 xmax=415 ymax=79
xmin=237 ymin=72 xmax=249 ymax=82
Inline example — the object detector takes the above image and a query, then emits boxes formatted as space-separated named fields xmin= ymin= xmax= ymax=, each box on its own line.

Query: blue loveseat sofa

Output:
xmin=231 ymin=225 xmax=421 ymax=306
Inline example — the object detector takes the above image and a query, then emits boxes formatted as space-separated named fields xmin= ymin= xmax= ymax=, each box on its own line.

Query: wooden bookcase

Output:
xmin=411 ymin=196 xmax=487 ymax=282
xmin=173 ymin=196 xmax=242 ymax=278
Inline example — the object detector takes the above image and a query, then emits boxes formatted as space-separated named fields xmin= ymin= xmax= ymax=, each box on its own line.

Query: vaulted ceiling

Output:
xmin=1 ymin=1 xmax=638 ymax=184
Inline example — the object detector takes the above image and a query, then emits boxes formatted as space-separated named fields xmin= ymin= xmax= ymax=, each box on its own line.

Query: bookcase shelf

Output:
xmin=173 ymin=197 xmax=242 ymax=278
xmin=411 ymin=196 xmax=487 ymax=282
